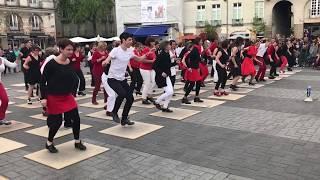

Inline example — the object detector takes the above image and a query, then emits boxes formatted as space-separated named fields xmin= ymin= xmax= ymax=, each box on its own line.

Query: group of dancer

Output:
xmin=0 ymin=33 xmax=300 ymax=154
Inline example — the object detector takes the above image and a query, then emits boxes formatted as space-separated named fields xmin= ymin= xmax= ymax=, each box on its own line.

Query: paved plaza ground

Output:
xmin=0 ymin=68 xmax=320 ymax=180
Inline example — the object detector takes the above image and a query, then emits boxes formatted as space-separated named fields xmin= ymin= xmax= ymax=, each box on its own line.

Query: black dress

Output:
xmin=26 ymin=55 xmax=41 ymax=85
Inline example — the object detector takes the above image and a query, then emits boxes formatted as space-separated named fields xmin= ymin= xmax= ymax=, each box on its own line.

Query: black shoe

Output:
xmin=121 ymin=118 xmax=135 ymax=126
xmin=64 ymin=124 xmax=72 ymax=129
xmin=268 ymin=76 xmax=275 ymax=79
xmin=194 ymin=97 xmax=204 ymax=103
xmin=274 ymin=74 xmax=279 ymax=77
xmin=162 ymin=108 xmax=173 ymax=113
xmin=154 ymin=102 xmax=163 ymax=110
xmin=42 ymin=111 xmax=48 ymax=117
xmin=255 ymin=77 xmax=259 ymax=82
xmin=147 ymin=97 xmax=155 ymax=103
xmin=27 ymin=98 xmax=32 ymax=105
xmin=241 ymin=77 xmax=245 ymax=83
xmin=46 ymin=143 xmax=58 ymax=153
xmin=135 ymin=91 xmax=142 ymax=96
xmin=0 ymin=120 xmax=12 ymax=125
xmin=75 ymin=141 xmax=87 ymax=151
xmin=106 ymin=111 xmax=113 ymax=117
xmin=78 ymin=92 xmax=86 ymax=96
xmin=249 ymin=82 xmax=255 ymax=86
xmin=230 ymin=85 xmax=237 ymax=91
xmin=112 ymin=113 xmax=120 ymax=123
xmin=260 ymin=79 xmax=266 ymax=82
xmin=182 ymin=97 xmax=191 ymax=104
xmin=142 ymin=99 xmax=151 ymax=105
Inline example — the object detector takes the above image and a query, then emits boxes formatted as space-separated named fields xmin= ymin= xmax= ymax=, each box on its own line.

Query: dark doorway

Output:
xmin=272 ymin=1 xmax=293 ymax=37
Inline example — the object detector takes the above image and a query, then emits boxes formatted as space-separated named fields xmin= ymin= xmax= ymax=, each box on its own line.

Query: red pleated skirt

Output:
xmin=241 ymin=58 xmax=256 ymax=76
xmin=184 ymin=68 xmax=202 ymax=82
xmin=47 ymin=94 xmax=77 ymax=115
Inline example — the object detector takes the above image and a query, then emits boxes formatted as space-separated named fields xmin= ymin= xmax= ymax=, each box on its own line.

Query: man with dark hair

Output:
xmin=103 ymin=32 xmax=148 ymax=125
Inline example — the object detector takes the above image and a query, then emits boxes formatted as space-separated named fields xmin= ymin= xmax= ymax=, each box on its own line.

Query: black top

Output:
xmin=20 ymin=47 xmax=31 ymax=59
xmin=153 ymin=50 xmax=171 ymax=88
xmin=104 ymin=64 xmax=110 ymax=75
xmin=187 ymin=47 xmax=201 ymax=69
xmin=218 ymin=48 xmax=229 ymax=65
xmin=154 ymin=50 xmax=171 ymax=76
xmin=26 ymin=55 xmax=41 ymax=83
xmin=40 ymin=59 xmax=78 ymax=99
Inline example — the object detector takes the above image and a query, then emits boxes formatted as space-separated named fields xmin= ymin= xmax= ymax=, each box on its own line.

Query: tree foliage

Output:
xmin=252 ymin=17 xmax=266 ymax=34
xmin=203 ymin=23 xmax=219 ymax=41
xmin=57 ymin=0 xmax=114 ymax=34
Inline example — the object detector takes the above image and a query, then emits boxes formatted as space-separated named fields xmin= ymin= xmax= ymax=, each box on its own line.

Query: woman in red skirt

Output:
xmin=181 ymin=39 xmax=204 ymax=104
xmin=40 ymin=39 xmax=86 ymax=153
xmin=241 ymin=41 xmax=261 ymax=85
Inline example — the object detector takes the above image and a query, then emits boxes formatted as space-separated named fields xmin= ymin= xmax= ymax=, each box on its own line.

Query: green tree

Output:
xmin=252 ymin=17 xmax=266 ymax=34
xmin=57 ymin=0 xmax=114 ymax=35
xmin=204 ymin=23 xmax=219 ymax=41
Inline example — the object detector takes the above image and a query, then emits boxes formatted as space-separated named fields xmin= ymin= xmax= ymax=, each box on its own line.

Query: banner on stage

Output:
xmin=141 ymin=0 xmax=167 ymax=23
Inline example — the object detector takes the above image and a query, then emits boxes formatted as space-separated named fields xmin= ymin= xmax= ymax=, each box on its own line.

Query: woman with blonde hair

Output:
xmin=91 ymin=42 xmax=108 ymax=105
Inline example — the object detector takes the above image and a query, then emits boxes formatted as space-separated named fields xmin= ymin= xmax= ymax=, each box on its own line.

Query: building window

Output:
xmin=311 ymin=0 xmax=320 ymax=17
xmin=8 ymin=14 xmax=19 ymax=31
xmin=30 ymin=15 xmax=41 ymax=30
xmin=6 ymin=0 xmax=18 ymax=5
xmin=197 ymin=5 xmax=205 ymax=21
xmin=233 ymin=3 xmax=242 ymax=20
xmin=29 ymin=0 xmax=37 ymax=4
xmin=212 ymin=4 xmax=221 ymax=20
xmin=255 ymin=1 xmax=264 ymax=18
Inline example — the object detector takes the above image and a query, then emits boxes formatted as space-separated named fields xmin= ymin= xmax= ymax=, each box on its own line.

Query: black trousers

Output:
xmin=215 ymin=66 xmax=227 ymax=90
xmin=47 ymin=108 xmax=80 ymax=142
xmin=170 ymin=75 xmax=176 ymax=88
xmin=107 ymin=78 xmax=134 ymax=119
xmin=270 ymin=61 xmax=278 ymax=76
xmin=75 ymin=70 xmax=86 ymax=92
xmin=185 ymin=81 xmax=201 ymax=97
xmin=129 ymin=68 xmax=143 ymax=94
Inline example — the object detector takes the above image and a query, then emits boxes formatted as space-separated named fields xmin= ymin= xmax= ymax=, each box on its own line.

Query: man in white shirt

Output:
xmin=255 ymin=39 xmax=269 ymax=82
xmin=103 ymin=32 xmax=147 ymax=126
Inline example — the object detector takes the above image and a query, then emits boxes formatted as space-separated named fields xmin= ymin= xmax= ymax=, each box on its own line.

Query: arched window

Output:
xmin=8 ymin=14 xmax=19 ymax=30
xmin=30 ymin=15 xmax=41 ymax=30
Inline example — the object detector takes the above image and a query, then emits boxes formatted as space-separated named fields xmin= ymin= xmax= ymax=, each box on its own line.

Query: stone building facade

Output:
xmin=0 ymin=0 xmax=56 ymax=48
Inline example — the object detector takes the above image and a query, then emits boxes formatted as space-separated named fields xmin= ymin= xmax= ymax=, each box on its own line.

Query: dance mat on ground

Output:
xmin=132 ymin=101 xmax=155 ymax=109
xmin=0 ymin=121 xmax=33 ymax=135
xmin=15 ymin=102 xmax=42 ymax=109
xmin=75 ymin=95 xmax=92 ymax=101
xmin=0 ymin=137 xmax=26 ymax=154
xmin=208 ymin=94 xmax=246 ymax=101
xmin=99 ymin=122 xmax=163 ymax=139
xmin=24 ymin=141 xmax=109 ymax=169
xmin=174 ymin=89 xmax=208 ymax=95
xmin=154 ymin=94 xmax=184 ymax=101
xmin=86 ymin=109 xmax=138 ymax=121
xmin=237 ymin=83 xmax=265 ymax=89
xmin=14 ymin=95 xmax=38 ymax=100
xmin=227 ymin=88 xmax=254 ymax=94
xmin=79 ymin=100 xmax=105 ymax=109
xmin=11 ymin=83 xmax=25 ymax=87
xmin=182 ymin=99 xmax=225 ymax=108
xmin=150 ymin=107 xmax=200 ymax=120
xmin=26 ymin=124 xmax=92 ymax=138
